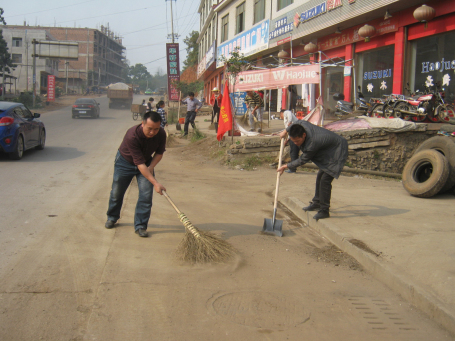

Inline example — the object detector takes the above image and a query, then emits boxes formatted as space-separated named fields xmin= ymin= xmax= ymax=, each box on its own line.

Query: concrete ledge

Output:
xmin=281 ymin=196 xmax=455 ymax=336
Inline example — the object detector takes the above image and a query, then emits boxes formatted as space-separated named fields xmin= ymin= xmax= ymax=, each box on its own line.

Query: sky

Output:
xmin=2 ymin=0 xmax=200 ymax=75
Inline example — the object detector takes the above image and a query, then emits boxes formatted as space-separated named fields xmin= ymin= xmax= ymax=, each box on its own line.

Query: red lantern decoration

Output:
xmin=358 ymin=24 xmax=376 ymax=42
xmin=413 ymin=4 xmax=436 ymax=28
xmin=304 ymin=42 xmax=318 ymax=54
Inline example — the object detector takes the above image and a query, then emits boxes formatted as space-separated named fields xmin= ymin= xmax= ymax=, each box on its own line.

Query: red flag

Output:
xmin=217 ymin=81 xmax=233 ymax=141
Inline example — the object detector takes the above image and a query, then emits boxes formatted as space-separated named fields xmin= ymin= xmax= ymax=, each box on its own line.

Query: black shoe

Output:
xmin=135 ymin=228 xmax=148 ymax=237
xmin=302 ymin=203 xmax=320 ymax=211
xmin=313 ymin=210 xmax=330 ymax=221
xmin=105 ymin=220 xmax=116 ymax=229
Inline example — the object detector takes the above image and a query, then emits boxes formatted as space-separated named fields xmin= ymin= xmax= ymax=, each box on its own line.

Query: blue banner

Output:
xmin=230 ymin=92 xmax=247 ymax=116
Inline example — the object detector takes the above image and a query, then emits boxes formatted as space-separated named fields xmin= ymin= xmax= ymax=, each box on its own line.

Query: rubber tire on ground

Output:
xmin=9 ymin=135 xmax=24 ymax=160
xmin=35 ymin=129 xmax=46 ymax=150
xmin=132 ymin=112 xmax=139 ymax=120
xmin=414 ymin=136 xmax=455 ymax=192
xmin=402 ymin=149 xmax=449 ymax=198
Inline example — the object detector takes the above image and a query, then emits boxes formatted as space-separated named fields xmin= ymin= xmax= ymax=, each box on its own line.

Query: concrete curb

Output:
xmin=282 ymin=196 xmax=455 ymax=336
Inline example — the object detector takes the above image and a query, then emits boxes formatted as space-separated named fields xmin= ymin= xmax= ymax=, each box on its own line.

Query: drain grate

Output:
xmin=348 ymin=297 xmax=417 ymax=331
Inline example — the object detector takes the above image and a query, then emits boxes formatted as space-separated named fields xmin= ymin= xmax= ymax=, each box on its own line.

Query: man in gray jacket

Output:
xmin=278 ymin=121 xmax=348 ymax=221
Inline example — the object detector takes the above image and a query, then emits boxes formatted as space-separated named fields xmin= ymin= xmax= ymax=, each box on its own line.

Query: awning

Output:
xmin=232 ymin=64 xmax=320 ymax=91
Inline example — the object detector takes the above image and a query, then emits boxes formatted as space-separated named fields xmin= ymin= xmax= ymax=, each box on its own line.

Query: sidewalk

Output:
xmin=279 ymin=173 xmax=455 ymax=335
xmin=190 ymin=113 xmax=455 ymax=335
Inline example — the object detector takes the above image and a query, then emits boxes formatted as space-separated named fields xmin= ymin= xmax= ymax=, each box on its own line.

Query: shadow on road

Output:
xmin=0 ymin=146 xmax=85 ymax=162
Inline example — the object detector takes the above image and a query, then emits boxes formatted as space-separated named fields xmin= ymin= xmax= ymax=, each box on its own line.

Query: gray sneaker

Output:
xmin=105 ymin=220 xmax=116 ymax=229
xmin=135 ymin=228 xmax=148 ymax=237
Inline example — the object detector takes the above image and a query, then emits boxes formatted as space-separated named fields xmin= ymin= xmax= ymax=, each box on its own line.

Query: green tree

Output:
xmin=182 ymin=31 xmax=199 ymax=71
xmin=0 ymin=8 xmax=6 ymax=25
xmin=1 ymin=8 xmax=16 ymax=100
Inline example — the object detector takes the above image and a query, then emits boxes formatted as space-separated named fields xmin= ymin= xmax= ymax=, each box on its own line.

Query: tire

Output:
xmin=371 ymin=104 xmax=384 ymax=118
xmin=383 ymin=104 xmax=395 ymax=118
xmin=72 ymin=115 xmax=77 ymax=119
xmin=414 ymin=136 xmax=455 ymax=192
xmin=394 ymin=102 xmax=413 ymax=121
xmin=9 ymin=135 xmax=24 ymax=160
xmin=35 ymin=129 xmax=46 ymax=150
xmin=132 ymin=112 xmax=139 ymax=120
xmin=435 ymin=104 xmax=455 ymax=124
xmin=402 ymin=149 xmax=449 ymax=198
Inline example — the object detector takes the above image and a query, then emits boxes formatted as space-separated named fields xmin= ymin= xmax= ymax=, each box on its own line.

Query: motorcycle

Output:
xmin=393 ymin=83 xmax=455 ymax=123
xmin=370 ymin=93 xmax=405 ymax=119
xmin=333 ymin=86 xmax=370 ymax=118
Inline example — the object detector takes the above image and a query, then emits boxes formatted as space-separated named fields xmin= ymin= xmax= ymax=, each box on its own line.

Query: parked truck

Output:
xmin=107 ymin=83 xmax=133 ymax=109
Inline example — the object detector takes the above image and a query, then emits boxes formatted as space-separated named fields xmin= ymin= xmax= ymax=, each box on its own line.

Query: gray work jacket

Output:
xmin=286 ymin=120 xmax=348 ymax=179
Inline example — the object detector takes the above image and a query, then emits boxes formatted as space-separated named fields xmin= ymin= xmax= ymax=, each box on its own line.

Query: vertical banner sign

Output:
xmin=166 ymin=43 xmax=180 ymax=101
xmin=47 ymin=75 xmax=56 ymax=102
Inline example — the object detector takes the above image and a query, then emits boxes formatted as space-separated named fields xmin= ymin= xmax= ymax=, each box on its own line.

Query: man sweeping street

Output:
xmin=105 ymin=111 xmax=167 ymax=237
xmin=277 ymin=121 xmax=348 ymax=221
xmin=245 ymin=90 xmax=264 ymax=132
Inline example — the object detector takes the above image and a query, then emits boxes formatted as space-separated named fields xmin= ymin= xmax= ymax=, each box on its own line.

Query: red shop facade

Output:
xmin=286 ymin=0 xmax=455 ymax=114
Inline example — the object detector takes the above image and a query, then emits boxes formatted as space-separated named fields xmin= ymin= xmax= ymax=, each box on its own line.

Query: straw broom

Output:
xmin=163 ymin=191 xmax=236 ymax=263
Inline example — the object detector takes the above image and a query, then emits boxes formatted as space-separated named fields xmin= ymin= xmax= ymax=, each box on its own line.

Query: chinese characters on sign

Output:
xmin=166 ymin=43 xmax=180 ymax=101
xmin=269 ymin=16 xmax=293 ymax=40
xmin=47 ymin=75 xmax=55 ymax=102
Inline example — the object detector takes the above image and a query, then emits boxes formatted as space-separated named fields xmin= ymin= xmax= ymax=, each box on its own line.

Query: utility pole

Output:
xmin=86 ymin=29 xmax=89 ymax=91
xmin=32 ymin=39 xmax=37 ymax=107
xmin=26 ymin=30 xmax=29 ymax=92
xmin=65 ymin=61 xmax=69 ymax=94
xmin=170 ymin=0 xmax=175 ymax=43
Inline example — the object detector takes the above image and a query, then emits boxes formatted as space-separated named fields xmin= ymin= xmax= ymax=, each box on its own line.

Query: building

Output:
xmin=1 ymin=26 xmax=59 ymax=95
xmin=4 ymin=24 xmax=127 ymax=94
xmin=198 ymin=0 xmax=455 ymax=115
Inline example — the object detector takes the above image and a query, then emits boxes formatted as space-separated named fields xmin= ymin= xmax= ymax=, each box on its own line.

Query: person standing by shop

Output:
xmin=105 ymin=111 xmax=167 ymax=237
xmin=182 ymin=92 xmax=203 ymax=137
xmin=209 ymin=87 xmax=223 ymax=125
xmin=281 ymin=109 xmax=299 ymax=173
xmin=245 ymin=90 xmax=264 ymax=133
xmin=277 ymin=121 xmax=348 ymax=221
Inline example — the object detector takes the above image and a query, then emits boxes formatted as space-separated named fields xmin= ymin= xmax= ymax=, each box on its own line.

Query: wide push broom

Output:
xmin=163 ymin=191 xmax=236 ymax=263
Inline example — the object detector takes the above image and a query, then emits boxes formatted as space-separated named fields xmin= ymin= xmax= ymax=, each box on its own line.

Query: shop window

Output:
xmin=410 ymin=30 xmax=455 ymax=103
xmin=12 ymin=37 xmax=22 ymax=47
xmin=221 ymin=14 xmax=229 ymax=43
xmin=236 ymin=3 xmax=245 ymax=35
xmin=277 ymin=0 xmax=293 ymax=11
xmin=12 ymin=54 xmax=22 ymax=64
xmin=356 ymin=45 xmax=394 ymax=101
xmin=254 ymin=0 xmax=266 ymax=24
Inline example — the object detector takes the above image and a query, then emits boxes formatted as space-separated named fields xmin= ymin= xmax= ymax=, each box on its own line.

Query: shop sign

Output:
xmin=217 ymin=20 xmax=270 ymax=68
xmin=233 ymin=64 xmax=320 ymax=92
xmin=166 ymin=43 xmax=180 ymax=101
xmin=269 ymin=17 xmax=293 ymax=40
xmin=363 ymin=69 xmax=392 ymax=81
xmin=299 ymin=0 xmax=342 ymax=23
xmin=206 ymin=41 xmax=216 ymax=66
xmin=197 ymin=55 xmax=206 ymax=79
xmin=47 ymin=75 xmax=55 ymax=102
xmin=317 ymin=17 xmax=398 ymax=51
xmin=421 ymin=58 xmax=455 ymax=74
xmin=230 ymin=92 xmax=248 ymax=116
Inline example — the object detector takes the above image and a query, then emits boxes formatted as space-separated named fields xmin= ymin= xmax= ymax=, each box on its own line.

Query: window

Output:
xmin=12 ymin=37 xmax=22 ymax=47
xmin=12 ymin=54 xmax=22 ymax=64
xmin=277 ymin=0 xmax=293 ymax=11
xmin=236 ymin=3 xmax=245 ymax=34
xmin=254 ymin=0 xmax=266 ymax=24
xmin=221 ymin=14 xmax=229 ymax=43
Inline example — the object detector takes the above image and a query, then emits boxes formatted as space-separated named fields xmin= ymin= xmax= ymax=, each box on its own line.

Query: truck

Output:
xmin=107 ymin=83 xmax=133 ymax=109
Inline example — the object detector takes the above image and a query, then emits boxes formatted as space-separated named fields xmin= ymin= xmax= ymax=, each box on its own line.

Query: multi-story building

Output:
xmin=1 ymin=26 xmax=59 ymax=94
xmin=4 ymin=24 xmax=126 ymax=93
xmin=198 ymin=0 xmax=455 ymax=114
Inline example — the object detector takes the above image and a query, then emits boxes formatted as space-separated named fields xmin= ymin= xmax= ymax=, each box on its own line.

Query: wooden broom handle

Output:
xmin=163 ymin=191 xmax=182 ymax=215
xmin=273 ymin=138 xmax=285 ymax=211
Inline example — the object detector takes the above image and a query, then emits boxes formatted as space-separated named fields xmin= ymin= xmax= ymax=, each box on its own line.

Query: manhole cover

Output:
xmin=209 ymin=291 xmax=309 ymax=329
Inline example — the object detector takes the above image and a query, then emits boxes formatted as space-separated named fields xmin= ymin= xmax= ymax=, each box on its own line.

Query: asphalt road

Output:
xmin=0 ymin=96 xmax=452 ymax=340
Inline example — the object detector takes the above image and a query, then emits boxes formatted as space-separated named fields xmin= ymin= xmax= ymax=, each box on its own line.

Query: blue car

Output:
xmin=0 ymin=102 xmax=46 ymax=160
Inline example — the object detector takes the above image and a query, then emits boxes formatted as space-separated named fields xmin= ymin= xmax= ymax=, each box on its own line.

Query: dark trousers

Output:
xmin=312 ymin=169 xmax=334 ymax=212
xmin=184 ymin=111 xmax=197 ymax=134
xmin=211 ymin=106 xmax=220 ymax=124
xmin=288 ymin=139 xmax=299 ymax=171
xmin=107 ymin=151 xmax=154 ymax=231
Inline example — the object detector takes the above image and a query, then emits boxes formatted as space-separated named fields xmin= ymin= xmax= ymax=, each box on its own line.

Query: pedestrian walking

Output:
xmin=277 ymin=121 xmax=348 ymax=221
xmin=156 ymin=100 xmax=167 ymax=128
xmin=245 ymin=90 xmax=264 ymax=132
xmin=281 ymin=109 xmax=299 ymax=173
xmin=209 ymin=87 xmax=223 ymax=125
xmin=181 ymin=92 xmax=203 ymax=137
xmin=146 ymin=97 xmax=154 ymax=113
xmin=105 ymin=111 xmax=167 ymax=237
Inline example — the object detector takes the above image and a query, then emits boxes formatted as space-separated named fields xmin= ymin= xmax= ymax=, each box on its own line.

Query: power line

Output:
xmin=7 ymin=0 xmax=94 ymax=18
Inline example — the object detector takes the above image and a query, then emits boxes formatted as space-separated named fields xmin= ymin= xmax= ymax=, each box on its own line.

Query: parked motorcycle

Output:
xmin=370 ymin=93 xmax=405 ymax=119
xmin=393 ymin=83 xmax=455 ymax=123
xmin=333 ymin=86 xmax=370 ymax=118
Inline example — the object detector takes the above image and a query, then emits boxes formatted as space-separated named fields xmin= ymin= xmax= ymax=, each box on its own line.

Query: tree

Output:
xmin=182 ymin=31 xmax=199 ymax=71
xmin=1 ymin=8 xmax=16 ymax=100
xmin=0 ymin=8 xmax=6 ymax=25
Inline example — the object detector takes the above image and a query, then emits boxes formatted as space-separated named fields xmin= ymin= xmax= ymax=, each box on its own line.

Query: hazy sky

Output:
xmin=2 ymin=0 xmax=200 ymax=75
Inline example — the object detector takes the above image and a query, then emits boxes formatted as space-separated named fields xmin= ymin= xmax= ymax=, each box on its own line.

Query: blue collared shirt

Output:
xmin=182 ymin=97 xmax=203 ymax=112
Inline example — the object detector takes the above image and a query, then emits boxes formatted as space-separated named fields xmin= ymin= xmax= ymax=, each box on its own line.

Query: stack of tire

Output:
xmin=402 ymin=135 xmax=455 ymax=197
